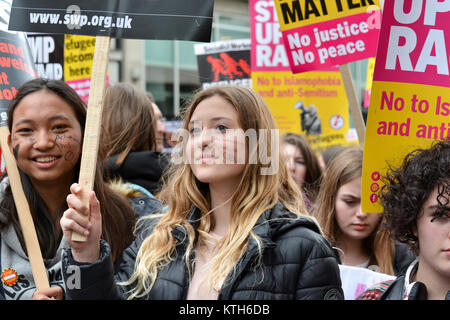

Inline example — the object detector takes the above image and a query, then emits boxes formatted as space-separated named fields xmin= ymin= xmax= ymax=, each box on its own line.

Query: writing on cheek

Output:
xmin=55 ymin=134 xmax=81 ymax=145
xmin=64 ymin=151 xmax=76 ymax=163
xmin=54 ymin=135 xmax=81 ymax=164
xmin=12 ymin=144 xmax=20 ymax=160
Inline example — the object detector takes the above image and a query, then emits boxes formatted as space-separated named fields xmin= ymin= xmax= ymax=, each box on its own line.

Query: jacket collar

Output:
xmin=170 ymin=202 xmax=287 ymax=247
xmin=170 ymin=206 xmax=201 ymax=244
xmin=168 ymin=202 xmax=315 ymax=299
xmin=382 ymin=259 xmax=450 ymax=300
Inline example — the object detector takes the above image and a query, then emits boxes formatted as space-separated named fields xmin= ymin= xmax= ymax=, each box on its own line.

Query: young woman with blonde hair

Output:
xmin=60 ymin=85 xmax=343 ymax=300
xmin=313 ymin=148 xmax=415 ymax=276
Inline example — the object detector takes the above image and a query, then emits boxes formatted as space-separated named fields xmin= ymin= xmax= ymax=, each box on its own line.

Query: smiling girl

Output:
xmin=60 ymin=85 xmax=343 ymax=300
xmin=0 ymin=79 xmax=138 ymax=300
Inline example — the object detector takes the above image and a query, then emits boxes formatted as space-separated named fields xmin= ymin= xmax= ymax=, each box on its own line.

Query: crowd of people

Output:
xmin=0 ymin=79 xmax=448 ymax=300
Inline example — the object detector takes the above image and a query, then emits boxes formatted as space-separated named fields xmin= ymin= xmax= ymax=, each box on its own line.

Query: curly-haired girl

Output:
xmin=359 ymin=140 xmax=450 ymax=300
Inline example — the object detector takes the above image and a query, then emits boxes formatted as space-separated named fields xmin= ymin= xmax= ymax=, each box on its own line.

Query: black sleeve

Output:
xmin=62 ymin=240 xmax=120 ymax=300
xmin=295 ymin=236 xmax=344 ymax=300
xmin=62 ymin=218 xmax=156 ymax=300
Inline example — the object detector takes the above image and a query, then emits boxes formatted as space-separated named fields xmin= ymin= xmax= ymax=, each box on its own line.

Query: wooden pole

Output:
xmin=71 ymin=36 xmax=111 ymax=241
xmin=339 ymin=63 xmax=366 ymax=146
xmin=0 ymin=127 xmax=50 ymax=290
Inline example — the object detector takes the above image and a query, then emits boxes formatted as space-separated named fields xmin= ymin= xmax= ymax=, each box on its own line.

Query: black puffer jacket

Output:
xmin=105 ymin=151 xmax=169 ymax=195
xmin=62 ymin=202 xmax=343 ymax=300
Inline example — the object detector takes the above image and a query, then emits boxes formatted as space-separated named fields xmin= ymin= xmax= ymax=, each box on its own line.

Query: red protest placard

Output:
xmin=273 ymin=0 xmax=381 ymax=73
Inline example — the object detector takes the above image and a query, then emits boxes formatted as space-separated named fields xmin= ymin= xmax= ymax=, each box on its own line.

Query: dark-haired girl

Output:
xmin=0 ymin=79 xmax=159 ymax=299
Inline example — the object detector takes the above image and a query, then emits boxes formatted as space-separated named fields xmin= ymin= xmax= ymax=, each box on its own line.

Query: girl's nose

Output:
xmin=33 ymin=130 xmax=55 ymax=150
xmin=355 ymin=206 xmax=367 ymax=218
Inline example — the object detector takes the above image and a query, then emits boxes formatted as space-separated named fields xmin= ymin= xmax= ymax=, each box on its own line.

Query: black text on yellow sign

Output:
xmin=277 ymin=0 xmax=377 ymax=26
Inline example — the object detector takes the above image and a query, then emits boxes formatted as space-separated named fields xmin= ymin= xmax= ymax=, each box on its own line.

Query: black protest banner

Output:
xmin=195 ymin=39 xmax=251 ymax=89
xmin=0 ymin=30 xmax=35 ymax=126
xmin=9 ymin=0 xmax=214 ymax=41
xmin=27 ymin=33 xmax=64 ymax=80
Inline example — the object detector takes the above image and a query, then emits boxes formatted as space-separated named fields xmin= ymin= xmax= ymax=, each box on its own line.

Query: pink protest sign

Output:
xmin=273 ymin=0 xmax=381 ymax=73
xmin=362 ymin=0 xmax=450 ymax=213
xmin=250 ymin=0 xmax=291 ymax=72
xmin=373 ymin=0 xmax=450 ymax=88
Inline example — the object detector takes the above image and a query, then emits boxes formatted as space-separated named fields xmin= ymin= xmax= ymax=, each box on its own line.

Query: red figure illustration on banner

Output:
xmin=220 ymin=52 xmax=243 ymax=78
xmin=207 ymin=53 xmax=250 ymax=81
xmin=206 ymin=56 xmax=226 ymax=81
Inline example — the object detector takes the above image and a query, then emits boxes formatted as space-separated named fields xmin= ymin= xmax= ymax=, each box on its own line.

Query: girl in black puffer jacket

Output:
xmin=59 ymin=85 xmax=344 ymax=300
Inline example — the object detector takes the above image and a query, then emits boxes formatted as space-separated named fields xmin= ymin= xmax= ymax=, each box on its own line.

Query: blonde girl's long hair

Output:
xmin=123 ymin=85 xmax=309 ymax=299
xmin=313 ymin=147 xmax=395 ymax=275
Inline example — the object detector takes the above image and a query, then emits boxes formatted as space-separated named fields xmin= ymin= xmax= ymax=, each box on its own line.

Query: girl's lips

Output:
xmin=352 ymin=224 xmax=368 ymax=231
xmin=200 ymin=156 xmax=216 ymax=164
xmin=32 ymin=156 xmax=60 ymax=169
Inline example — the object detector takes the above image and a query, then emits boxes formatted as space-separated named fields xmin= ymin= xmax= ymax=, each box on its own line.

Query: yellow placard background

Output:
xmin=365 ymin=57 xmax=375 ymax=91
xmin=252 ymin=70 xmax=358 ymax=153
xmin=64 ymin=34 xmax=96 ymax=81
xmin=362 ymin=81 xmax=450 ymax=213
xmin=275 ymin=0 xmax=381 ymax=31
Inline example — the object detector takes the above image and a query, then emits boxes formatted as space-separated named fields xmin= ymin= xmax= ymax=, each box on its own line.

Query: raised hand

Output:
xmin=60 ymin=183 xmax=102 ymax=262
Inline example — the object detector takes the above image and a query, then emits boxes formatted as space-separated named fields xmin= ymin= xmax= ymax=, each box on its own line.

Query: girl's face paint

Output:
xmin=9 ymin=90 xmax=82 ymax=187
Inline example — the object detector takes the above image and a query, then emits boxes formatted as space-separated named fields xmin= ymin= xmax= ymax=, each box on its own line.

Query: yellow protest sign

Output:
xmin=362 ymin=1 xmax=450 ymax=213
xmin=64 ymin=34 xmax=98 ymax=102
xmin=253 ymin=69 xmax=357 ymax=152
xmin=251 ymin=0 xmax=358 ymax=153
xmin=363 ymin=57 xmax=375 ymax=108
xmin=275 ymin=0 xmax=379 ymax=30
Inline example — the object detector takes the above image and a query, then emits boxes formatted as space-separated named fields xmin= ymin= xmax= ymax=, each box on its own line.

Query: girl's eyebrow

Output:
xmin=189 ymin=116 xmax=232 ymax=122
xmin=341 ymin=194 xmax=360 ymax=199
xmin=14 ymin=119 xmax=32 ymax=127
xmin=210 ymin=117 xmax=232 ymax=122
xmin=426 ymin=204 xmax=450 ymax=211
xmin=14 ymin=115 xmax=71 ymax=127
xmin=49 ymin=115 xmax=71 ymax=122
xmin=188 ymin=117 xmax=233 ymax=126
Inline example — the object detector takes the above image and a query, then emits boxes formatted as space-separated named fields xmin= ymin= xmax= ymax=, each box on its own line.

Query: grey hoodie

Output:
xmin=0 ymin=177 xmax=162 ymax=299
xmin=0 ymin=177 xmax=66 ymax=300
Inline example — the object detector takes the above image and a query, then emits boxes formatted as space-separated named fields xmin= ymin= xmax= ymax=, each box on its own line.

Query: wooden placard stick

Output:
xmin=0 ymin=126 xmax=50 ymax=290
xmin=339 ymin=63 xmax=366 ymax=146
xmin=71 ymin=35 xmax=111 ymax=241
